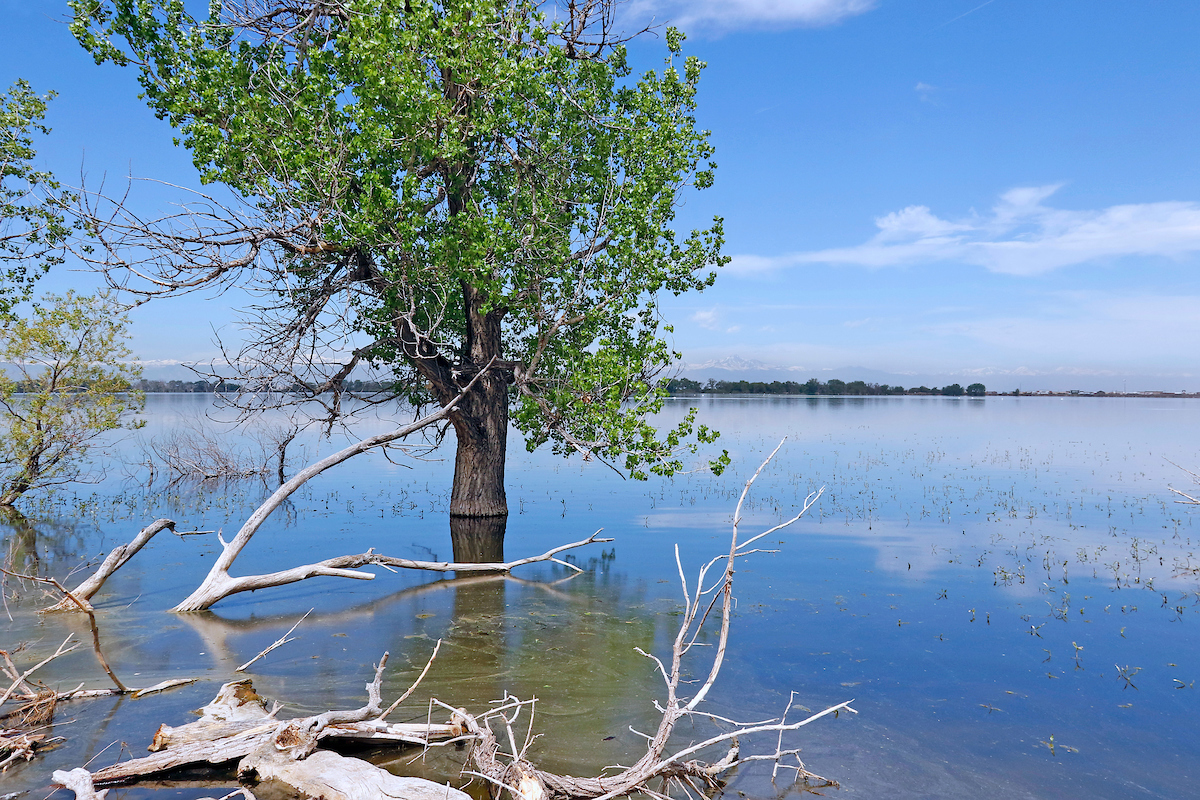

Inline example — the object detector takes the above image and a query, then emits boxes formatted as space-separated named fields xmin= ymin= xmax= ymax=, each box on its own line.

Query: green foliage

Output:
xmin=967 ymin=382 xmax=987 ymax=396
xmin=71 ymin=0 xmax=728 ymax=481
xmin=0 ymin=80 xmax=72 ymax=315
xmin=0 ymin=291 xmax=143 ymax=506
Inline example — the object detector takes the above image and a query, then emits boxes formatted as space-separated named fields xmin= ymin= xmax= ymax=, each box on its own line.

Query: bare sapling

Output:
xmin=443 ymin=438 xmax=851 ymax=800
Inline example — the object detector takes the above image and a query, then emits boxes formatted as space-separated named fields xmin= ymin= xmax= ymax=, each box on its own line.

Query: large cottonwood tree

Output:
xmin=71 ymin=0 xmax=727 ymax=517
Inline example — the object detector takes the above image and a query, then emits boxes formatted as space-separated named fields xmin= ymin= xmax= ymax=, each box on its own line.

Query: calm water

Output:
xmin=3 ymin=395 xmax=1199 ymax=799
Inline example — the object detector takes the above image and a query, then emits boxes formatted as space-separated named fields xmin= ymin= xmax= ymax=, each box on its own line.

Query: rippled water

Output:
xmin=3 ymin=394 xmax=1198 ymax=798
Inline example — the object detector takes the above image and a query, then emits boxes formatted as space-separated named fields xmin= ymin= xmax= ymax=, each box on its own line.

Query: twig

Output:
xmin=236 ymin=609 xmax=312 ymax=672
xmin=0 ymin=635 xmax=78 ymax=706
xmin=379 ymin=640 xmax=441 ymax=720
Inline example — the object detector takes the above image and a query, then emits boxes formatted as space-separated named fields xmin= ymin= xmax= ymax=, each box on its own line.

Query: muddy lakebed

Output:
xmin=3 ymin=394 xmax=1199 ymax=799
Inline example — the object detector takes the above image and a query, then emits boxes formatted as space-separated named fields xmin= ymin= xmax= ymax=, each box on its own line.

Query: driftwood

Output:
xmin=441 ymin=439 xmax=848 ymax=800
xmin=53 ymin=441 xmax=847 ymax=800
xmin=236 ymin=609 xmax=311 ymax=672
xmin=1 ymin=728 xmax=60 ymax=772
xmin=0 ymin=636 xmax=195 ymax=772
xmin=56 ymin=646 xmax=457 ymax=795
xmin=49 ymin=518 xmax=177 ymax=611
xmin=2 ymin=570 xmax=129 ymax=692
xmin=53 ymin=767 xmax=109 ymax=800
xmin=238 ymin=747 xmax=470 ymax=800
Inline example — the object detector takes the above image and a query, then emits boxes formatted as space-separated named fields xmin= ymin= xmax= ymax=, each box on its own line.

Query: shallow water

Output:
xmin=2 ymin=395 xmax=1198 ymax=798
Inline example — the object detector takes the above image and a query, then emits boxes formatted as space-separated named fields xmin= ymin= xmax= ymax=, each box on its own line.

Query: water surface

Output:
xmin=2 ymin=395 xmax=1198 ymax=798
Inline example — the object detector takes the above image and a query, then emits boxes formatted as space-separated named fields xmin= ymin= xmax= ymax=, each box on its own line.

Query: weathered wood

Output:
xmin=53 ymin=768 xmax=109 ymax=800
xmin=92 ymin=668 xmax=458 ymax=787
xmin=239 ymin=745 xmax=471 ymax=800
xmin=152 ymin=717 xmax=461 ymax=752
xmin=198 ymin=679 xmax=270 ymax=722
xmin=49 ymin=518 xmax=177 ymax=611
xmin=447 ymin=441 xmax=847 ymax=800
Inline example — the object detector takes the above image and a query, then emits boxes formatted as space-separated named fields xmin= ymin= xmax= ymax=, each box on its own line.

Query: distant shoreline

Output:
xmin=663 ymin=391 xmax=1200 ymax=399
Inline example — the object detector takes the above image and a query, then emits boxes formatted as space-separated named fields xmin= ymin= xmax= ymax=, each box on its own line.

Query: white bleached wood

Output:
xmin=49 ymin=519 xmax=177 ymax=611
xmin=53 ymin=767 xmax=109 ymax=800
xmin=238 ymin=746 xmax=470 ymax=800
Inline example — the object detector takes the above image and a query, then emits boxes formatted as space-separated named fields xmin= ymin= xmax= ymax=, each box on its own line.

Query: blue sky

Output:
xmin=4 ymin=0 xmax=1199 ymax=389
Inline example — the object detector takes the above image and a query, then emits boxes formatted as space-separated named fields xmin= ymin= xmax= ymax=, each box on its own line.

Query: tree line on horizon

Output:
xmin=662 ymin=378 xmax=987 ymax=397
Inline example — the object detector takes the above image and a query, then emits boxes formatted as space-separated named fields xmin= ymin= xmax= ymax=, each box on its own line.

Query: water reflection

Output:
xmin=450 ymin=515 xmax=506 ymax=565
xmin=2 ymin=507 xmax=40 ymax=577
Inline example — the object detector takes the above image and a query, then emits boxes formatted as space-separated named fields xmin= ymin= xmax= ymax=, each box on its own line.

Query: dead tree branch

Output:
xmin=445 ymin=438 xmax=845 ymax=800
xmin=1 ymin=570 xmax=128 ymax=693
xmin=173 ymin=360 xmax=495 ymax=611
xmin=49 ymin=518 xmax=177 ymax=611
xmin=54 ymin=649 xmax=461 ymax=793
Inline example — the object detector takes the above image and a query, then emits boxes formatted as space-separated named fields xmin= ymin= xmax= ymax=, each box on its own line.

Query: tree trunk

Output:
xmin=448 ymin=282 xmax=509 ymax=518
xmin=448 ymin=374 xmax=508 ymax=517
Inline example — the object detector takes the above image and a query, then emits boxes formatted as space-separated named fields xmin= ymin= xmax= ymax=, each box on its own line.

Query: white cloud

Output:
xmin=732 ymin=185 xmax=1200 ymax=275
xmin=690 ymin=308 xmax=721 ymax=330
xmin=622 ymin=0 xmax=876 ymax=31
xmin=914 ymin=82 xmax=938 ymax=103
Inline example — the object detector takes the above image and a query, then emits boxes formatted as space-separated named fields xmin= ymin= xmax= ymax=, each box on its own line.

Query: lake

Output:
xmin=3 ymin=394 xmax=1198 ymax=798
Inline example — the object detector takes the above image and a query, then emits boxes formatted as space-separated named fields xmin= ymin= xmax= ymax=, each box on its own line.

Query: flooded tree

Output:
xmin=0 ymin=291 xmax=142 ymax=506
xmin=72 ymin=0 xmax=729 ymax=524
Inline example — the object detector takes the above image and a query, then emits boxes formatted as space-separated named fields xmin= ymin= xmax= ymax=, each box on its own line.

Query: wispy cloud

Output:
xmin=622 ymin=0 xmax=876 ymax=32
xmin=690 ymin=309 xmax=721 ymax=330
xmin=729 ymin=185 xmax=1200 ymax=275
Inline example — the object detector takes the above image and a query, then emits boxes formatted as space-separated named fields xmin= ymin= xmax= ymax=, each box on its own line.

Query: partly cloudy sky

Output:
xmin=4 ymin=0 xmax=1199 ymax=390
xmin=729 ymin=186 xmax=1200 ymax=276
xmin=623 ymin=0 xmax=877 ymax=31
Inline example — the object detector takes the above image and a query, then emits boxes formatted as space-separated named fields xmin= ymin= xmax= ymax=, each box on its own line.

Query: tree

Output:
xmin=0 ymin=291 xmax=142 ymax=506
xmin=1 ymin=80 xmax=71 ymax=315
xmin=966 ymin=382 xmax=986 ymax=396
xmin=72 ymin=0 xmax=728 ymax=518
xmin=940 ymin=383 xmax=965 ymax=396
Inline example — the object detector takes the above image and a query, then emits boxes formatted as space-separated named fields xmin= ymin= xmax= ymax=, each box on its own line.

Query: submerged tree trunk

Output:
xmin=449 ymin=514 xmax=506 ymax=564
